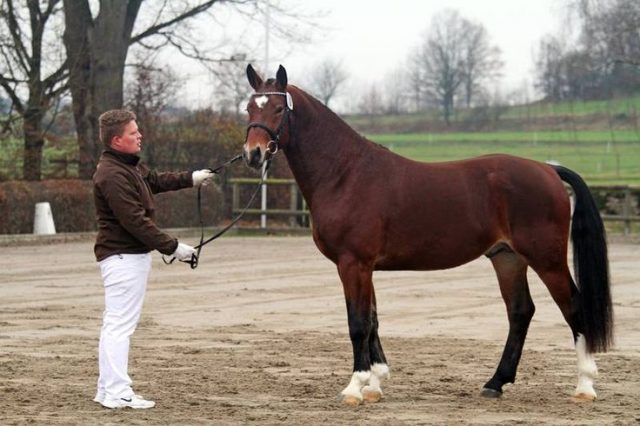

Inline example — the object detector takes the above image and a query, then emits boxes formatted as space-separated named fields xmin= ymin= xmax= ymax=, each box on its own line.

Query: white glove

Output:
xmin=192 ymin=169 xmax=214 ymax=187
xmin=172 ymin=242 xmax=196 ymax=261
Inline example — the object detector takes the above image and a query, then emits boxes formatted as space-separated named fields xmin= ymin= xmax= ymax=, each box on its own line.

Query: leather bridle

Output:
xmin=245 ymin=91 xmax=293 ymax=157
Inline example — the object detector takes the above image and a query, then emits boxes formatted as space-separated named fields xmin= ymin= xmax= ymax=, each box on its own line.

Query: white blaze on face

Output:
xmin=254 ymin=95 xmax=269 ymax=109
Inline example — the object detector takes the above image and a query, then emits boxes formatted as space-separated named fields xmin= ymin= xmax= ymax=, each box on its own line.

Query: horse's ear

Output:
xmin=276 ymin=65 xmax=288 ymax=90
xmin=246 ymin=63 xmax=263 ymax=90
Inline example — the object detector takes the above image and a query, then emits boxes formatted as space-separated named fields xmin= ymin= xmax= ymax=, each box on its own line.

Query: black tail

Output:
xmin=553 ymin=165 xmax=613 ymax=353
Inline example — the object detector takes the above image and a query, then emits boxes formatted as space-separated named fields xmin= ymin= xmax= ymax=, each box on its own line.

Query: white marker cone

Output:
xmin=33 ymin=202 xmax=56 ymax=235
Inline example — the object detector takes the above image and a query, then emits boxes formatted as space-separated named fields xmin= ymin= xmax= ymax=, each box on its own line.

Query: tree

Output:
xmin=61 ymin=0 xmax=259 ymax=178
xmin=576 ymin=0 xmax=640 ymax=95
xmin=409 ymin=10 xmax=503 ymax=123
xmin=417 ymin=10 xmax=468 ymax=124
xmin=459 ymin=20 xmax=503 ymax=108
xmin=535 ymin=35 xmax=569 ymax=100
xmin=306 ymin=58 xmax=348 ymax=108
xmin=0 ymin=0 xmax=68 ymax=180
xmin=537 ymin=0 xmax=640 ymax=101
xmin=382 ymin=68 xmax=409 ymax=114
xmin=125 ymin=60 xmax=180 ymax=168
xmin=213 ymin=53 xmax=254 ymax=119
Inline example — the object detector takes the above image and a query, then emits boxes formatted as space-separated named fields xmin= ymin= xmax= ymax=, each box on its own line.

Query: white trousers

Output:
xmin=97 ymin=253 xmax=152 ymax=399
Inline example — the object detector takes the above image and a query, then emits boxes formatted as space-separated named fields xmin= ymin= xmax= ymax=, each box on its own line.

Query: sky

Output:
xmin=175 ymin=0 xmax=568 ymax=111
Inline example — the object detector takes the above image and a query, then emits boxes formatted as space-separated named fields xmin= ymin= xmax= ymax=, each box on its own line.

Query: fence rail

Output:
xmin=229 ymin=177 xmax=310 ymax=228
xmin=590 ymin=185 xmax=639 ymax=234
xmin=230 ymin=179 xmax=639 ymax=234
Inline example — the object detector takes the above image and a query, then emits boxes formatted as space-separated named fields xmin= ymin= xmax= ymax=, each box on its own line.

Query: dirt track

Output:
xmin=1 ymin=236 xmax=639 ymax=425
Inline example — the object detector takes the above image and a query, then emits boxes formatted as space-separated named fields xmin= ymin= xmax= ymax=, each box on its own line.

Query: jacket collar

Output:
xmin=103 ymin=148 xmax=140 ymax=166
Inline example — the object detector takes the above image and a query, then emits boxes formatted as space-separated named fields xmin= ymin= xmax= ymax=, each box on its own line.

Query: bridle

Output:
xmin=163 ymin=153 xmax=266 ymax=269
xmin=245 ymin=91 xmax=293 ymax=157
xmin=164 ymin=91 xmax=294 ymax=269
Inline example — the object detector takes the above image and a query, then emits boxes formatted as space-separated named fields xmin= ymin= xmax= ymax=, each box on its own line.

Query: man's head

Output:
xmin=98 ymin=109 xmax=142 ymax=154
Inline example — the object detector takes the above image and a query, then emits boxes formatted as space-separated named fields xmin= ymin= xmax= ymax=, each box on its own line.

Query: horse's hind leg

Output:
xmin=532 ymin=265 xmax=598 ymax=400
xmin=482 ymin=249 xmax=535 ymax=398
xmin=362 ymin=289 xmax=389 ymax=403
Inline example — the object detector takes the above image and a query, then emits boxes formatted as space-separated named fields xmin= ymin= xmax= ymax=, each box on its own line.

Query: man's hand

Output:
xmin=172 ymin=242 xmax=196 ymax=261
xmin=192 ymin=169 xmax=214 ymax=187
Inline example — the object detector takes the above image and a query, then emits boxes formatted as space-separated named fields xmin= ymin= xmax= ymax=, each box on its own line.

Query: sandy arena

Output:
xmin=1 ymin=235 xmax=638 ymax=425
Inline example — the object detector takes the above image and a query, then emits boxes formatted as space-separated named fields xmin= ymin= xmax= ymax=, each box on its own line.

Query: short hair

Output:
xmin=98 ymin=110 xmax=136 ymax=146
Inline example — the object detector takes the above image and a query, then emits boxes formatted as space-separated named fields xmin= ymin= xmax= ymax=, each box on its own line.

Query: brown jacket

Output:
xmin=93 ymin=149 xmax=193 ymax=261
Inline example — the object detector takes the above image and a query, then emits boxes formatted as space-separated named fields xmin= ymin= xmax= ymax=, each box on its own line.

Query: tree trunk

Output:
xmin=23 ymin=107 xmax=45 ymax=181
xmin=62 ymin=0 xmax=141 ymax=179
xmin=62 ymin=0 xmax=95 ymax=179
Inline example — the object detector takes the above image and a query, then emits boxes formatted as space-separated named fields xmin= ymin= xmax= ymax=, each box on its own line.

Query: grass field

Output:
xmin=503 ymin=96 xmax=640 ymax=118
xmin=368 ymin=131 xmax=640 ymax=185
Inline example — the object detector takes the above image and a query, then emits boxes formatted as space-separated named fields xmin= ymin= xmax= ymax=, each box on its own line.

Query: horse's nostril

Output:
xmin=250 ymin=147 xmax=262 ymax=166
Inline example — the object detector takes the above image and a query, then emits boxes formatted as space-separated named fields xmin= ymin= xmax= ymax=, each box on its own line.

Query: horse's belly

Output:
xmin=374 ymin=245 xmax=486 ymax=271
xmin=374 ymin=222 xmax=497 ymax=271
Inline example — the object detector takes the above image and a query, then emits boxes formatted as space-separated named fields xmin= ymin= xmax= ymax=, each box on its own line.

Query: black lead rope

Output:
xmin=164 ymin=155 xmax=269 ymax=269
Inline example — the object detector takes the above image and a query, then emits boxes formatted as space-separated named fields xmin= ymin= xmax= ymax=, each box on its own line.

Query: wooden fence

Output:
xmin=229 ymin=178 xmax=639 ymax=234
xmin=591 ymin=185 xmax=639 ymax=235
xmin=230 ymin=178 xmax=310 ymax=228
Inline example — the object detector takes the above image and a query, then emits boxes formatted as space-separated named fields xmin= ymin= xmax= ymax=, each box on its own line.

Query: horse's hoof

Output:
xmin=480 ymin=388 xmax=502 ymax=398
xmin=339 ymin=394 xmax=362 ymax=406
xmin=362 ymin=387 xmax=382 ymax=403
xmin=572 ymin=392 xmax=596 ymax=402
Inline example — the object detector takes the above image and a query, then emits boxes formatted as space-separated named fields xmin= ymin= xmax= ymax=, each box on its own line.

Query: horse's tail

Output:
xmin=553 ymin=165 xmax=613 ymax=353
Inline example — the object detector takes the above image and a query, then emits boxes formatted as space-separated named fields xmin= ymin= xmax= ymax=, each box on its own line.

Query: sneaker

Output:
xmin=94 ymin=392 xmax=146 ymax=405
xmin=100 ymin=395 xmax=155 ymax=409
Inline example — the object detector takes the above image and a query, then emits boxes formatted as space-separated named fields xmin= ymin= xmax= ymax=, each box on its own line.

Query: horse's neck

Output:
xmin=283 ymin=96 xmax=371 ymax=204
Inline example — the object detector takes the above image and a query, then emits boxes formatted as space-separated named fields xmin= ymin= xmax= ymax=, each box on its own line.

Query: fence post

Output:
xmin=232 ymin=181 xmax=239 ymax=215
xmin=623 ymin=187 xmax=631 ymax=236
xmin=289 ymin=182 xmax=298 ymax=228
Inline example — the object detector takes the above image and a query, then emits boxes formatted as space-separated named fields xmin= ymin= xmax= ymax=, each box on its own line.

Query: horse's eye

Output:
xmin=275 ymin=106 xmax=284 ymax=114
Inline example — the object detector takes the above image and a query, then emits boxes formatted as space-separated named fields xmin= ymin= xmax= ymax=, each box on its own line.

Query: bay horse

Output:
xmin=242 ymin=64 xmax=613 ymax=406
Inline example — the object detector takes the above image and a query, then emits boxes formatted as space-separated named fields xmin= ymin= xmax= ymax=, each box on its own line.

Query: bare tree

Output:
xmin=418 ymin=10 xmax=468 ymax=124
xmin=61 ymin=0 xmax=264 ymax=178
xmin=406 ymin=52 xmax=428 ymax=112
xmin=213 ymin=53 xmax=254 ymax=119
xmin=0 ymin=0 xmax=68 ymax=180
xmin=535 ymin=35 xmax=569 ymax=100
xmin=382 ymin=68 xmax=409 ymax=114
xmin=408 ymin=10 xmax=503 ymax=122
xmin=459 ymin=20 xmax=503 ymax=108
xmin=357 ymin=84 xmax=384 ymax=116
xmin=534 ymin=0 xmax=640 ymax=101
xmin=306 ymin=58 xmax=348 ymax=107
xmin=125 ymin=59 xmax=180 ymax=167
xmin=576 ymin=0 xmax=640 ymax=66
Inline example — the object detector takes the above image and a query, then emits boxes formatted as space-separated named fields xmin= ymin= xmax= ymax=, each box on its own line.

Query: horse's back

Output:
xmin=369 ymin=153 xmax=570 ymax=270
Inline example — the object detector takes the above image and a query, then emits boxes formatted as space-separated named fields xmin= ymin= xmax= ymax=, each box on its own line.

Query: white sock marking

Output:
xmin=575 ymin=334 xmax=598 ymax=398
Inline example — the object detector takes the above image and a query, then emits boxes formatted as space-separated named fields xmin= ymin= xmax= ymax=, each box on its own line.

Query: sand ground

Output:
xmin=1 ymin=235 xmax=638 ymax=425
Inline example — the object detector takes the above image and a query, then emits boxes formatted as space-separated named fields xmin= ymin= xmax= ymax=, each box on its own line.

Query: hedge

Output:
xmin=0 ymin=180 xmax=223 ymax=235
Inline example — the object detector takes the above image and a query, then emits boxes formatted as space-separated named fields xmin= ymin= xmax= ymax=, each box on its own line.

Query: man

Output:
xmin=92 ymin=109 xmax=213 ymax=409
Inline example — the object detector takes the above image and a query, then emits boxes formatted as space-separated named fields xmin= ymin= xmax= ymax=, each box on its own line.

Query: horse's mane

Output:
xmin=287 ymin=84 xmax=387 ymax=150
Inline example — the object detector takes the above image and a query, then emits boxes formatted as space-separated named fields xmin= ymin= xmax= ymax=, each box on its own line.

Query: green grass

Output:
xmin=503 ymin=96 xmax=640 ymax=118
xmin=0 ymin=137 xmax=79 ymax=180
xmin=367 ymin=131 xmax=640 ymax=186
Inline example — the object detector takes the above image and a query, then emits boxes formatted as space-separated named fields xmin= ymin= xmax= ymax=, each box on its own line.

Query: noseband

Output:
xmin=246 ymin=91 xmax=293 ymax=155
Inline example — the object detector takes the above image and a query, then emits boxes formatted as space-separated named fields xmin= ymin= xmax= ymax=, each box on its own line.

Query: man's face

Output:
xmin=112 ymin=120 xmax=142 ymax=154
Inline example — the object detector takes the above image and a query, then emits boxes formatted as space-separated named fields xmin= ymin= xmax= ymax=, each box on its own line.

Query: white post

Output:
xmin=260 ymin=0 xmax=270 ymax=229
xmin=33 ymin=202 xmax=56 ymax=235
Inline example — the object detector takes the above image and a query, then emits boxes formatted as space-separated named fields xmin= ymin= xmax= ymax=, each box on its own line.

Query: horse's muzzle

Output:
xmin=244 ymin=146 xmax=265 ymax=169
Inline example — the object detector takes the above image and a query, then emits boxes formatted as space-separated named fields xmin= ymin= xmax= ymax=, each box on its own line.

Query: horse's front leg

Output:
xmin=361 ymin=290 xmax=390 ymax=403
xmin=337 ymin=256 xmax=374 ymax=406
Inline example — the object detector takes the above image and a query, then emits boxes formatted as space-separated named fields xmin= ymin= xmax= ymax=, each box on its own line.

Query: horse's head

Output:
xmin=243 ymin=64 xmax=292 ymax=169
